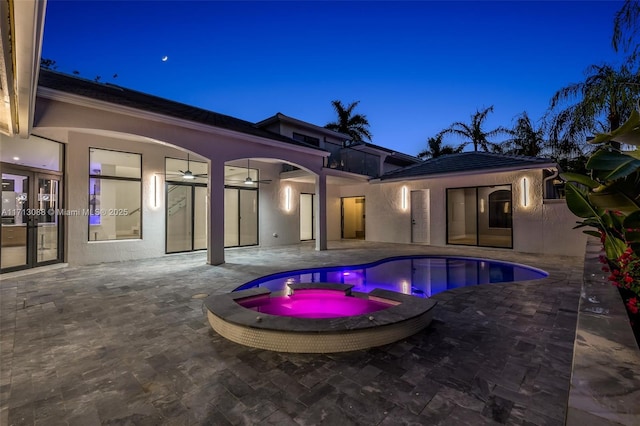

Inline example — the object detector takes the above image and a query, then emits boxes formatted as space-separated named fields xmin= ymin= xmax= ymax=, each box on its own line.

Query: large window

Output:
xmin=88 ymin=148 xmax=141 ymax=241
xmin=446 ymin=185 xmax=512 ymax=249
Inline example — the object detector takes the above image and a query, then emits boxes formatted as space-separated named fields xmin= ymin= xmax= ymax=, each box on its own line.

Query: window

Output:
xmin=292 ymin=132 xmax=320 ymax=146
xmin=88 ymin=148 xmax=141 ymax=241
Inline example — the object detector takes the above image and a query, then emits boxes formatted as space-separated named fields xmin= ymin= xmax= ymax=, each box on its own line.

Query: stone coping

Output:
xmin=204 ymin=283 xmax=437 ymax=333
xmin=566 ymin=240 xmax=640 ymax=425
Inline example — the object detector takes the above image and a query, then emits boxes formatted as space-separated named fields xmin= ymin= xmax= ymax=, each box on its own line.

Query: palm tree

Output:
xmin=441 ymin=106 xmax=509 ymax=152
xmin=548 ymin=63 xmax=640 ymax=149
xmin=325 ymin=100 xmax=372 ymax=143
xmin=503 ymin=112 xmax=546 ymax=157
xmin=417 ymin=133 xmax=463 ymax=160
xmin=612 ymin=0 xmax=640 ymax=61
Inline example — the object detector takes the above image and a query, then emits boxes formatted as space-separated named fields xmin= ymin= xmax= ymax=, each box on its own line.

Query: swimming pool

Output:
xmin=234 ymin=255 xmax=548 ymax=297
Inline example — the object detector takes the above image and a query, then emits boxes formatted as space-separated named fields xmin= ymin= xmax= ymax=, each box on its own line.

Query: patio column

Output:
xmin=315 ymin=172 xmax=327 ymax=251
xmin=207 ymin=158 xmax=225 ymax=265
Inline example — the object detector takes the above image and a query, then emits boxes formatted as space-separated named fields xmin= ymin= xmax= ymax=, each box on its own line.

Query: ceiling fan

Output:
xmin=166 ymin=154 xmax=208 ymax=180
xmin=227 ymin=159 xmax=272 ymax=185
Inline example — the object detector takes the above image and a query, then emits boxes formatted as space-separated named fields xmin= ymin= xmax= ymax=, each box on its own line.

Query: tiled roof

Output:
xmin=379 ymin=151 xmax=556 ymax=180
xmin=37 ymin=70 xmax=325 ymax=151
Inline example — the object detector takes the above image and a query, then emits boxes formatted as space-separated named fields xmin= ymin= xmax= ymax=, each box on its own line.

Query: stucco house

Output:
xmin=0 ymin=2 xmax=585 ymax=274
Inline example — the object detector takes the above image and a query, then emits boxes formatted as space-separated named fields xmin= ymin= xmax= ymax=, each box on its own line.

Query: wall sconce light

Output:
xmin=285 ymin=186 xmax=292 ymax=212
xmin=522 ymin=177 xmax=529 ymax=207
xmin=154 ymin=175 xmax=158 ymax=208
xmin=151 ymin=174 xmax=162 ymax=209
xmin=479 ymin=198 xmax=485 ymax=213
xmin=401 ymin=186 xmax=408 ymax=210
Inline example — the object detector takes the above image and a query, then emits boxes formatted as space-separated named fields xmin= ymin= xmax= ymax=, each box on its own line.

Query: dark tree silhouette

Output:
xmin=441 ymin=106 xmax=509 ymax=152
xmin=325 ymin=100 xmax=372 ymax=143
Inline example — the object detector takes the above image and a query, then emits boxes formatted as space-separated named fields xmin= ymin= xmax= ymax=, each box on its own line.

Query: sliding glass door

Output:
xmin=224 ymin=187 xmax=258 ymax=247
xmin=446 ymin=185 xmax=512 ymax=249
xmin=166 ymin=183 xmax=207 ymax=253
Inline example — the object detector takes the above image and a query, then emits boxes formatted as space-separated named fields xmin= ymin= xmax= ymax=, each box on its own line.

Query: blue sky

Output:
xmin=42 ymin=1 xmax=627 ymax=156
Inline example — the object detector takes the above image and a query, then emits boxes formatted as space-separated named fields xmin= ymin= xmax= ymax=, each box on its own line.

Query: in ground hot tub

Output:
xmin=205 ymin=283 xmax=437 ymax=353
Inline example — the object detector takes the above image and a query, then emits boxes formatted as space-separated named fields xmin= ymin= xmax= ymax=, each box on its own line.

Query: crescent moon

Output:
xmin=162 ymin=56 xmax=168 ymax=62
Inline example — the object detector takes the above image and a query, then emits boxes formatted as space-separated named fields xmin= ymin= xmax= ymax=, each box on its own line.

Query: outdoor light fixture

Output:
xmin=153 ymin=175 xmax=158 ymax=207
xmin=244 ymin=176 xmax=254 ymax=185
xmin=285 ymin=186 xmax=292 ymax=211
xmin=401 ymin=186 xmax=408 ymax=210
xmin=480 ymin=198 xmax=485 ymax=213
xmin=522 ymin=177 xmax=529 ymax=207
xmin=182 ymin=171 xmax=195 ymax=180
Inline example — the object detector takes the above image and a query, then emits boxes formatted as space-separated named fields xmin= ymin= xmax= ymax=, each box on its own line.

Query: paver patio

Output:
xmin=0 ymin=241 xmax=584 ymax=425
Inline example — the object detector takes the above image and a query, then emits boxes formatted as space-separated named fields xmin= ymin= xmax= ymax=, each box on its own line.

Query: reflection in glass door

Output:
xmin=446 ymin=185 xmax=512 ymax=248
xmin=1 ymin=169 xmax=62 ymax=272
xmin=36 ymin=176 xmax=61 ymax=263
xmin=166 ymin=183 xmax=207 ymax=253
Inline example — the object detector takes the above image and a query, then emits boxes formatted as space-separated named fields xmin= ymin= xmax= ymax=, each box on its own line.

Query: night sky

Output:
xmin=42 ymin=1 xmax=626 ymax=156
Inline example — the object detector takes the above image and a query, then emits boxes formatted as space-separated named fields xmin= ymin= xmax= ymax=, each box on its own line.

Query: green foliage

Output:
xmin=562 ymin=110 xmax=640 ymax=268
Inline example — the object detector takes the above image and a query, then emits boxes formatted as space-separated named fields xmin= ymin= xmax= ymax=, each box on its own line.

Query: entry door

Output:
xmin=411 ymin=189 xmax=430 ymax=244
xmin=300 ymin=193 xmax=314 ymax=241
xmin=341 ymin=196 xmax=365 ymax=239
xmin=1 ymin=168 xmax=62 ymax=272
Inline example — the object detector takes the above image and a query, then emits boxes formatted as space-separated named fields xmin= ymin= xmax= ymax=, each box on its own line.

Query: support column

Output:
xmin=207 ymin=158 xmax=225 ymax=265
xmin=315 ymin=172 xmax=327 ymax=251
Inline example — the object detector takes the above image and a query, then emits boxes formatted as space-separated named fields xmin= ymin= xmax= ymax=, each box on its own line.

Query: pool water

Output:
xmin=234 ymin=255 xmax=548 ymax=298
xmin=237 ymin=289 xmax=392 ymax=318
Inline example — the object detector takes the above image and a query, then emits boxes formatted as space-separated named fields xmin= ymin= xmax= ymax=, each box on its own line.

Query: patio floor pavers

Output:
xmin=0 ymin=241 xmax=584 ymax=425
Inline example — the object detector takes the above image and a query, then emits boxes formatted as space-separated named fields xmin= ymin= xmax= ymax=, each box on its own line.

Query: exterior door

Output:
xmin=224 ymin=187 xmax=258 ymax=248
xmin=166 ymin=183 xmax=207 ymax=253
xmin=300 ymin=193 xmax=314 ymax=241
xmin=1 ymin=168 xmax=63 ymax=272
xmin=411 ymin=189 xmax=430 ymax=244
xmin=341 ymin=196 xmax=365 ymax=239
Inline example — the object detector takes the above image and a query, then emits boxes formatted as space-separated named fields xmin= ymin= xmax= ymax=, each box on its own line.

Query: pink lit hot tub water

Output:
xmin=237 ymin=289 xmax=393 ymax=319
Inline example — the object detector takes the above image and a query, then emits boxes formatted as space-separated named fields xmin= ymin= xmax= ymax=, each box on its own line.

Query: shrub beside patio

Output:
xmin=562 ymin=109 xmax=640 ymax=347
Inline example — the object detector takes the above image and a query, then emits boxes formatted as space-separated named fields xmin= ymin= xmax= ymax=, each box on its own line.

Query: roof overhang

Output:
xmin=37 ymin=86 xmax=330 ymax=158
xmin=256 ymin=112 xmax=350 ymax=142
xmin=0 ymin=0 xmax=47 ymax=137
xmin=372 ymin=162 xmax=559 ymax=184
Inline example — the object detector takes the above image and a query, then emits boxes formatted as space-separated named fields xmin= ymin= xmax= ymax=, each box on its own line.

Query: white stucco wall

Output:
xmin=338 ymin=168 xmax=587 ymax=257
xmin=65 ymin=131 xmax=177 ymax=265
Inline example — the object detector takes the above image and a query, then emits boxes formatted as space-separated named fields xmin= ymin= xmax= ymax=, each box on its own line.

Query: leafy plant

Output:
xmin=562 ymin=109 xmax=640 ymax=320
xmin=562 ymin=109 xmax=640 ymax=257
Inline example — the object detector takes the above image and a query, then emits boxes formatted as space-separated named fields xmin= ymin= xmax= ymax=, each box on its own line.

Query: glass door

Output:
xmin=165 ymin=183 xmax=207 ymax=253
xmin=224 ymin=187 xmax=258 ymax=248
xmin=36 ymin=176 xmax=61 ymax=263
xmin=341 ymin=196 xmax=365 ymax=239
xmin=1 ymin=169 xmax=62 ymax=272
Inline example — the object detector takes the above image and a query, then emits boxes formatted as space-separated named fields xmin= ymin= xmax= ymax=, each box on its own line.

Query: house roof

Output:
xmin=37 ymin=70 xmax=325 ymax=151
xmin=378 ymin=151 xmax=557 ymax=181
xmin=256 ymin=112 xmax=351 ymax=141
